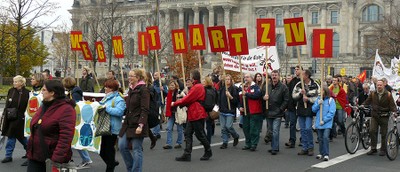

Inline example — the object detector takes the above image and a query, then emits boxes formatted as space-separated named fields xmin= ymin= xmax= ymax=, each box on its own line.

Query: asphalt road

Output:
xmin=0 ymin=111 xmax=399 ymax=172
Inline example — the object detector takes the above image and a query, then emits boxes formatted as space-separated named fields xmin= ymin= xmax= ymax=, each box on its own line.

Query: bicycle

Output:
xmin=344 ymin=105 xmax=371 ymax=154
xmin=386 ymin=112 xmax=399 ymax=161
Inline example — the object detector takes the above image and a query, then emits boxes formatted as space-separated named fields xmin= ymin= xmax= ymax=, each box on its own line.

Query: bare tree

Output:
xmin=2 ymin=0 xmax=60 ymax=75
xmin=52 ymin=23 xmax=73 ymax=77
xmin=375 ymin=6 xmax=400 ymax=61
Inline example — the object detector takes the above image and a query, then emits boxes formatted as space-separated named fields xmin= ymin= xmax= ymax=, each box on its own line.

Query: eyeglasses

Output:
xmin=128 ymin=75 xmax=137 ymax=78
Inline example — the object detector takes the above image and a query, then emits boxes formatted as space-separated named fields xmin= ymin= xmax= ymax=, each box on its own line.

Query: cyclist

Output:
xmin=361 ymin=79 xmax=397 ymax=156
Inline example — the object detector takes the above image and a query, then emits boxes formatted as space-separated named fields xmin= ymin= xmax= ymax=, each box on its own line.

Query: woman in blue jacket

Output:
xmin=99 ymin=79 xmax=126 ymax=172
xmin=312 ymin=86 xmax=336 ymax=161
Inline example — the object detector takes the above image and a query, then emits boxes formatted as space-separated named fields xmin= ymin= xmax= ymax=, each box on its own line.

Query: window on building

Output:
xmin=331 ymin=11 xmax=338 ymax=24
xmin=360 ymin=67 xmax=373 ymax=78
xmin=292 ymin=46 xmax=301 ymax=58
xmin=364 ymin=35 xmax=378 ymax=58
xmin=333 ymin=32 xmax=339 ymax=57
xmin=290 ymin=67 xmax=296 ymax=75
xmin=83 ymin=22 xmax=89 ymax=34
xmin=276 ymin=13 xmax=283 ymax=26
xmin=140 ymin=20 xmax=146 ymax=32
xmin=311 ymin=12 xmax=319 ymax=24
xmin=277 ymin=34 xmax=284 ymax=57
xmin=327 ymin=66 xmax=334 ymax=76
xmin=129 ymin=22 xmax=135 ymax=32
xmin=293 ymin=12 xmax=300 ymax=18
xmin=259 ymin=14 xmax=266 ymax=18
xmin=362 ymin=4 xmax=383 ymax=22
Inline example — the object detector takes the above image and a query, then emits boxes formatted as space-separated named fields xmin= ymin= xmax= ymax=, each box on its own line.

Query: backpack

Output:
xmin=148 ymin=85 xmax=160 ymax=128
xmin=201 ymin=86 xmax=217 ymax=112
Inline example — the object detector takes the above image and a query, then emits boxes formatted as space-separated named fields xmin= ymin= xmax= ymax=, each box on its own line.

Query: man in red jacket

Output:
xmin=329 ymin=76 xmax=349 ymax=138
xmin=172 ymin=70 xmax=212 ymax=162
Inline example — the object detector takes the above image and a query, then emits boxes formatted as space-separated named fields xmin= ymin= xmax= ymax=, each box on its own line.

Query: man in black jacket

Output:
xmin=262 ymin=70 xmax=289 ymax=155
xmin=284 ymin=66 xmax=302 ymax=148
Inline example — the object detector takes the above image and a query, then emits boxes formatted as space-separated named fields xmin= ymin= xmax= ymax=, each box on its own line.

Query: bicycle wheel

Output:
xmin=361 ymin=124 xmax=371 ymax=149
xmin=386 ymin=130 xmax=398 ymax=161
xmin=345 ymin=123 xmax=360 ymax=154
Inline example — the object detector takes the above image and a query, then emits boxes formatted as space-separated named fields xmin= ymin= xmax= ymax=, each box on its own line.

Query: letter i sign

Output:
xmin=312 ymin=29 xmax=333 ymax=58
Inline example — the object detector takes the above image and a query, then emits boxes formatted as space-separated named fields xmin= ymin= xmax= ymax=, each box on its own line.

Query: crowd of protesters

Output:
xmin=1 ymin=64 xmax=399 ymax=172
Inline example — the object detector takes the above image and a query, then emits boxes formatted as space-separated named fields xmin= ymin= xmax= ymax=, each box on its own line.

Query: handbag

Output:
xmin=208 ymin=105 xmax=220 ymax=120
xmin=95 ymin=107 xmax=111 ymax=137
xmin=175 ymin=107 xmax=187 ymax=125
xmin=5 ymin=90 xmax=21 ymax=121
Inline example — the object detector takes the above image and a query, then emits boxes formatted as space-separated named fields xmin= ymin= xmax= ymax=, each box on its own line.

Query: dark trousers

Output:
xmin=370 ymin=116 xmax=389 ymax=151
xmin=205 ymin=117 xmax=215 ymax=143
xmin=184 ymin=119 xmax=211 ymax=155
xmin=27 ymin=160 xmax=45 ymax=172
xmin=100 ymin=134 xmax=118 ymax=172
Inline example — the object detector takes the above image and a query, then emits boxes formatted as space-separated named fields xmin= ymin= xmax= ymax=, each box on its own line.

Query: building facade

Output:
xmin=69 ymin=0 xmax=398 ymax=78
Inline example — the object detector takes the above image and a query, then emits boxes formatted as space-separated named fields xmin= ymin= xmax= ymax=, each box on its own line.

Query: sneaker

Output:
xmin=242 ymin=146 xmax=250 ymax=150
xmin=379 ymin=150 xmax=386 ymax=156
xmin=155 ymin=135 xmax=161 ymax=139
xmin=77 ymin=161 xmax=92 ymax=169
xmin=233 ymin=137 xmax=239 ymax=147
xmin=163 ymin=145 xmax=172 ymax=149
xmin=367 ymin=149 xmax=377 ymax=155
xmin=21 ymin=160 xmax=28 ymax=166
xmin=285 ymin=142 xmax=295 ymax=148
xmin=1 ymin=157 xmax=12 ymax=163
xmin=316 ymin=155 xmax=322 ymax=160
xmin=298 ymin=150 xmax=308 ymax=155
xmin=323 ymin=156 xmax=329 ymax=161
xmin=220 ymin=143 xmax=228 ymax=149
xmin=174 ymin=144 xmax=182 ymax=149
xmin=307 ymin=148 xmax=314 ymax=156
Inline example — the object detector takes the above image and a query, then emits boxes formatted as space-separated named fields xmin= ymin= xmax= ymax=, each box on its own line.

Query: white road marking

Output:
xmin=193 ymin=138 xmax=246 ymax=150
xmin=312 ymin=144 xmax=380 ymax=169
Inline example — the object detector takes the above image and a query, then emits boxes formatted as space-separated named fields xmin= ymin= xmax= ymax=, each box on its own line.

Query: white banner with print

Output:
xmin=372 ymin=50 xmax=400 ymax=89
xmin=222 ymin=46 xmax=280 ymax=74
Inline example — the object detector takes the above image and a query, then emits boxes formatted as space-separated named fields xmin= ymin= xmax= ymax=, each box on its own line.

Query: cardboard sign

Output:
xmin=138 ymin=32 xmax=149 ymax=56
xmin=207 ymin=26 xmax=229 ymax=52
xmin=171 ymin=29 xmax=188 ymax=54
xmin=312 ymin=29 xmax=333 ymax=58
xmin=70 ymin=31 xmax=83 ymax=51
xmin=188 ymin=24 xmax=206 ymax=50
xmin=79 ymin=42 xmax=93 ymax=61
xmin=112 ymin=36 xmax=124 ymax=58
xmin=95 ymin=41 xmax=106 ymax=63
xmin=256 ymin=19 xmax=276 ymax=46
xmin=283 ymin=17 xmax=307 ymax=46
xmin=227 ymin=28 xmax=249 ymax=56
xmin=146 ymin=26 xmax=161 ymax=50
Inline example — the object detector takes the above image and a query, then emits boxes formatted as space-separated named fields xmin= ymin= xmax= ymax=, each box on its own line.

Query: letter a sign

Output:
xmin=188 ymin=24 xmax=206 ymax=50
xmin=283 ymin=17 xmax=307 ymax=46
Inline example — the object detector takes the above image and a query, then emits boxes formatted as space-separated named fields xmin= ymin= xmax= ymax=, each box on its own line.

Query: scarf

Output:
xmin=130 ymin=80 xmax=145 ymax=90
xmin=165 ymin=90 xmax=173 ymax=117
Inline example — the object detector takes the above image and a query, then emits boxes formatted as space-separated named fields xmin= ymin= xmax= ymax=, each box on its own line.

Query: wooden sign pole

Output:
xmin=198 ymin=50 xmax=203 ymax=80
xmin=320 ymin=58 xmax=325 ymax=123
xmin=75 ymin=52 xmax=79 ymax=86
xmin=180 ymin=54 xmax=186 ymax=88
xmin=219 ymin=53 xmax=231 ymax=110
xmin=296 ymin=46 xmax=307 ymax=108
xmin=118 ymin=59 xmax=126 ymax=92
xmin=265 ymin=46 xmax=269 ymax=110
xmin=89 ymin=62 xmax=101 ymax=91
xmin=155 ymin=50 xmax=164 ymax=104
xmin=239 ymin=55 xmax=247 ymax=116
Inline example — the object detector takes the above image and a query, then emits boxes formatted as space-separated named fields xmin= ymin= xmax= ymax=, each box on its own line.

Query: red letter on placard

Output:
xmin=146 ymin=26 xmax=161 ymax=50
xmin=188 ymin=24 xmax=206 ymax=50
xmin=112 ymin=36 xmax=124 ymax=58
xmin=95 ymin=41 xmax=106 ymax=63
xmin=207 ymin=26 xmax=229 ymax=52
xmin=171 ymin=29 xmax=188 ymax=54
xmin=227 ymin=28 xmax=249 ymax=56
xmin=70 ymin=31 xmax=83 ymax=51
xmin=312 ymin=29 xmax=333 ymax=58
xmin=79 ymin=42 xmax=93 ymax=61
xmin=283 ymin=17 xmax=307 ymax=46
xmin=256 ymin=19 xmax=276 ymax=46
xmin=138 ymin=32 xmax=149 ymax=56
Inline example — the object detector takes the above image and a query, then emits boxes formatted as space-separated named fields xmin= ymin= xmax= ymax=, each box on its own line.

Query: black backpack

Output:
xmin=201 ymin=86 xmax=217 ymax=112
xmin=147 ymin=85 xmax=160 ymax=128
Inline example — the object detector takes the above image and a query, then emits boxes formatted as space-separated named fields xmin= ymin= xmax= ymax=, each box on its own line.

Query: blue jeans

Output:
xmin=298 ymin=116 xmax=314 ymax=150
xmin=266 ymin=118 xmax=281 ymax=151
xmin=317 ymin=128 xmax=331 ymax=156
xmin=166 ymin=115 xmax=183 ymax=146
xmin=5 ymin=137 xmax=27 ymax=158
xmin=288 ymin=111 xmax=297 ymax=144
xmin=151 ymin=124 xmax=161 ymax=136
xmin=332 ymin=109 xmax=346 ymax=136
xmin=284 ymin=111 xmax=289 ymax=126
xmin=220 ymin=113 xmax=239 ymax=144
xmin=77 ymin=150 xmax=92 ymax=162
xmin=119 ymin=133 xmax=144 ymax=172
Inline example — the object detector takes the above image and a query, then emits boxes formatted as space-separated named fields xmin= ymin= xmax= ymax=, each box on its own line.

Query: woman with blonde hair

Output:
xmin=1 ymin=75 xmax=30 ymax=163
xmin=163 ymin=80 xmax=184 ymax=149
xmin=119 ymin=69 xmax=149 ymax=172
